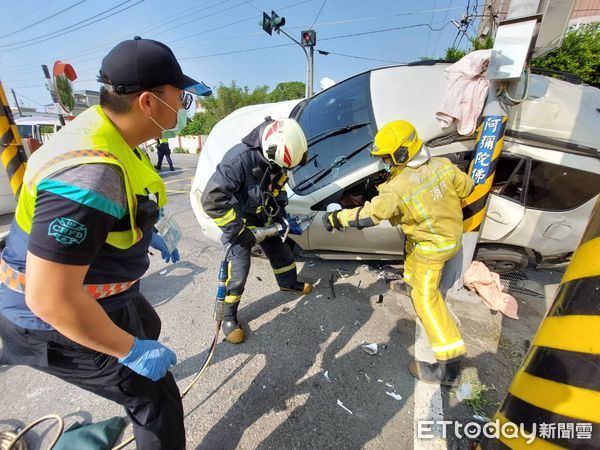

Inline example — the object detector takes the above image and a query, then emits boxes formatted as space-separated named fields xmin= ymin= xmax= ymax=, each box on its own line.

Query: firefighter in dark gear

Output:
xmin=323 ymin=120 xmax=475 ymax=386
xmin=201 ymin=118 xmax=312 ymax=344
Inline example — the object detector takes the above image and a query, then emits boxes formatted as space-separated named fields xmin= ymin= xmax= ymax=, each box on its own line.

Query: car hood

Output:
xmin=191 ymin=99 xmax=302 ymax=194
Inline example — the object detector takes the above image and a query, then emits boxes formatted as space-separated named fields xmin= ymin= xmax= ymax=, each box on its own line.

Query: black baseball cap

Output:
xmin=98 ymin=36 xmax=212 ymax=96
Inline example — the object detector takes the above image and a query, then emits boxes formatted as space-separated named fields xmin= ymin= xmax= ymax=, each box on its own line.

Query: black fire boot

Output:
xmin=408 ymin=359 xmax=462 ymax=387
xmin=389 ymin=280 xmax=412 ymax=297
xmin=280 ymin=281 xmax=313 ymax=294
xmin=222 ymin=302 xmax=245 ymax=344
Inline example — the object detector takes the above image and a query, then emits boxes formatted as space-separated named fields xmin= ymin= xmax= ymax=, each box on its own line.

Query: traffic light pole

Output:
xmin=277 ymin=28 xmax=314 ymax=97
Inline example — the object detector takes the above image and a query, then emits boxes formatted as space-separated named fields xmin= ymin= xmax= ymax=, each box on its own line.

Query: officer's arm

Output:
xmin=201 ymin=158 xmax=246 ymax=242
xmin=452 ymin=164 xmax=475 ymax=199
xmin=336 ymin=182 xmax=404 ymax=228
xmin=25 ymin=254 xmax=135 ymax=358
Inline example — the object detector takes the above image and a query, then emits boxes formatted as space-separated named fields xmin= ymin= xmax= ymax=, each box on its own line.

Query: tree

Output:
xmin=180 ymin=80 xmax=307 ymax=136
xmin=532 ymin=23 xmax=600 ymax=87
xmin=442 ymin=35 xmax=494 ymax=62
xmin=269 ymin=81 xmax=305 ymax=102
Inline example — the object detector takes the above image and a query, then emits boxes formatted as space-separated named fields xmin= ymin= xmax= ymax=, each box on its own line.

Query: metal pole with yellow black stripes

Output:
xmin=481 ymin=197 xmax=600 ymax=448
xmin=0 ymin=79 xmax=28 ymax=199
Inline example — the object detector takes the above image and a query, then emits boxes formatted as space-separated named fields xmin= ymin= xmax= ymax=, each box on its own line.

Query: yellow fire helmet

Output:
xmin=371 ymin=120 xmax=423 ymax=166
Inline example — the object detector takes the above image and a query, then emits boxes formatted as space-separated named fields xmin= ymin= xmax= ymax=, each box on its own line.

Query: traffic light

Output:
xmin=261 ymin=12 xmax=273 ymax=35
xmin=301 ymin=30 xmax=316 ymax=47
xmin=261 ymin=10 xmax=285 ymax=35
xmin=271 ymin=11 xmax=285 ymax=30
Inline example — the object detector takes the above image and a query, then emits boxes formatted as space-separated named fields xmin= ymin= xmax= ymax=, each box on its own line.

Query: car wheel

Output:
xmin=475 ymin=246 xmax=529 ymax=274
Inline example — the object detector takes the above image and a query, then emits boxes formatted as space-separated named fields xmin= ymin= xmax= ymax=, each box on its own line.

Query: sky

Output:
xmin=0 ymin=0 xmax=481 ymax=111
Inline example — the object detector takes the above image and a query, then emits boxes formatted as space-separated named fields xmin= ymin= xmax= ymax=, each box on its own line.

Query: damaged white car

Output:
xmin=191 ymin=62 xmax=600 ymax=272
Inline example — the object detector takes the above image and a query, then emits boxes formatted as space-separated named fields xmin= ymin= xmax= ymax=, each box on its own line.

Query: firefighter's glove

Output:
xmin=323 ymin=211 xmax=344 ymax=232
xmin=150 ymin=232 xmax=180 ymax=263
xmin=119 ymin=337 xmax=177 ymax=381
xmin=233 ymin=228 xmax=257 ymax=248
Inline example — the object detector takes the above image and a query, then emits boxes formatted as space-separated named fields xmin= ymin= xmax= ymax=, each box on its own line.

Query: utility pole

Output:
xmin=10 ymin=89 xmax=22 ymax=117
xmin=443 ymin=0 xmax=576 ymax=295
xmin=260 ymin=11 xmax=316 ymax=98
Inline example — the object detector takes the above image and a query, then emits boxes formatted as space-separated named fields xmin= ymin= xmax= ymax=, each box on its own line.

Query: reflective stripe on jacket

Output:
xmin=338 ymin=157 xmax=474 ymax=260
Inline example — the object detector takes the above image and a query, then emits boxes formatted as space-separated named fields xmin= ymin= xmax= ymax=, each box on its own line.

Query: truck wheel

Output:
xmin=475 ymin=246 xmax=529 ymax=274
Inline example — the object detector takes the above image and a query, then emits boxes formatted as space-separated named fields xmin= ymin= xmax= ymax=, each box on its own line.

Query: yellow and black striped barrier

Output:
xmin=481 ymin=196 xmax=600 ymax=448
xmin=462 ymin=115 xmax=508 ymax=232
xmin=0 ymin=80 xmax=27 ymax=199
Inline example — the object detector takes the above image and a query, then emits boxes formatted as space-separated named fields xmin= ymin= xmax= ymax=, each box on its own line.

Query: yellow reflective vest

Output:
xmin=16 ymin=105 xmax=167 ymax=249
xmin=338 ymin=157 xmax=474 ymax=261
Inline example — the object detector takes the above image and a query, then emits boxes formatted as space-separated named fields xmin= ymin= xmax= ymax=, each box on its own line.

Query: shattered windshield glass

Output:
xmin=289 ymin=72 xmax=376 ymax=195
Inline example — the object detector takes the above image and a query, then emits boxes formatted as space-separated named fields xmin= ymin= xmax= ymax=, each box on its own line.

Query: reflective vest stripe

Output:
xmin=0 ymin=257 xmax=137 ymax=300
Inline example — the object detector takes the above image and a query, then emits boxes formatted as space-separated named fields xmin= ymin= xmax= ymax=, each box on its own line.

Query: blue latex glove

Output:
xmin=150 ymin=231 xmax=180 ymax=263
xmin=118 ymin=337 xmax=177 ymax=381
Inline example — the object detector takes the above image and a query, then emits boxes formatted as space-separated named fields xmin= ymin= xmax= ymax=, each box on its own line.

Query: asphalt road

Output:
xmin=0 ymin=153 xmax=563 ymax=449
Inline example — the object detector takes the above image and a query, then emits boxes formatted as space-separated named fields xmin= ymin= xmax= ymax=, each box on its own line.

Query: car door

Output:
xmin=497 ymin=158 xmax=600 ymax=256
xmin=480 ymin=156 xmax=527 ymax=241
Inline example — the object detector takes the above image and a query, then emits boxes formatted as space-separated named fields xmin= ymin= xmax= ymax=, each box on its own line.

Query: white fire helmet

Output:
xmin=261 ymin=118 xmax=308 ymax=169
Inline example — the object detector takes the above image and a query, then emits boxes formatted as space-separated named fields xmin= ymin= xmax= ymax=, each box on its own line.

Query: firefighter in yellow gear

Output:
xmin=323 ymin=120 xmax=474 ymax=385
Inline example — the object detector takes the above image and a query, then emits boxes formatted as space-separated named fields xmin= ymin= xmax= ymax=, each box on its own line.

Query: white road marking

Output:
xmin=414 ymin=319 xmax=447 ymax=450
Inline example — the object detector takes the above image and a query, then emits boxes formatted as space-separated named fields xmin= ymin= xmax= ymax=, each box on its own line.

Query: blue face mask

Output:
xmin=148 ymin=93 xmax=187 ymax=139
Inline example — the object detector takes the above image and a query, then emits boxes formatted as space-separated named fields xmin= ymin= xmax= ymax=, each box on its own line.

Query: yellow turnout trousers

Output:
xmin=404 ymin=248 xmax=466 ymax=362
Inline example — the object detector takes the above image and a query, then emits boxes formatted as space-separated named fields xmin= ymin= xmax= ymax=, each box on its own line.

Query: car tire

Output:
xmin=475 ymin=246 xmax=529 ymax=274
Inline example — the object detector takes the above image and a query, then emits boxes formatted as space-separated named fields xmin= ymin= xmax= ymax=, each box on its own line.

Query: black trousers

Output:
xmin=225 ymin=237 xmax=298 ymax=312
xmin=156 ymin=148 xmax=173 ymax=170
xmin=0 ymin=293 xmax=185 ymax=450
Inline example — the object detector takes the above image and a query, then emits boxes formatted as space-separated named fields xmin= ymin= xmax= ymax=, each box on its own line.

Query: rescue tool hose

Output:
xmin=4 ymin=219 xmax=309 ymax=449
xmin=112 ymin=246 xmax=232 ymax=450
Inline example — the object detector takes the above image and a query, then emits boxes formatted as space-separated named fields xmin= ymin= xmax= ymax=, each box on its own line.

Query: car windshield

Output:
xmin=289 ymin=72 xmax=376 ymax=195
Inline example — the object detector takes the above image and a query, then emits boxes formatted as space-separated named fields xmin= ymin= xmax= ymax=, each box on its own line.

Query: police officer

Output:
xmin=323 ymin=120 xmax=474 ymax=386
xmin=0 ymin=37 xmax=211 ymax=449
xmin=201 ymin=118 xmax=312 ymax=344
xmin=155 ymin=138 xmax=175 ymax=171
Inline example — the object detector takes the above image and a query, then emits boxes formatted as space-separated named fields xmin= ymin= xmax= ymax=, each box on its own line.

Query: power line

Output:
xmin=0 ymin=0 xmax=136 ymax=48
xmin=0 ymin=0 xmax=146 ymax=53
xmin=425 ymin=0 xmax=438 ymax=57
xmin=180 ymin=21 xmax=452 ymax=59
xmin=0 ymin=3 xmax=462 ymax=77
xmin=0 ymin=0 xmax=231 ymax=76
xmin=0 ymin=0 xmax=89 ymax=41
xmin=168 ymin=0 xmax=313 ymax=44
xmin=317 ymin=49 xmax=405 ymax=65
xmin=310 ymin=0 xmax=328 ymax=29
xmin=12 ymin=91 xmax=46 ymax=108
xmin=432 ymin=0 xmax=453 ymax=57
xmin=242 ymin=0 xmax=260 ymax=12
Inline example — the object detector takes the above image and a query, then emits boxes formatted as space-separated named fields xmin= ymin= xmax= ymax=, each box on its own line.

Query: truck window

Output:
xmin=16 ymin=125 xmax=33 ymax=139
xmin=526 ymin=160 xmax=600 ymax=211
xmin=288 ymin=72 xmax=377 ymax=195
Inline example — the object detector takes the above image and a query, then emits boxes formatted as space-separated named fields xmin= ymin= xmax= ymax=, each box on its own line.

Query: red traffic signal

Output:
xmin=301 ymin=30 xmax=316 ymax=47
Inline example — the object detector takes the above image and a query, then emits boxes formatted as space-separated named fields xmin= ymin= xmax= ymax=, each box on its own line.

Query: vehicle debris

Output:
xmin=377 ymin=295 xmax=384 ymax=304
xmin=385 ymin=392 xmax=402 ymax=401
xmin=385 ymin=383 xmax=394 ymax=388
xmin=362 ymin=343 xmax=378 ymax=355
xmin=456 ymin=382 xmax=473 ymax=402
xmin=308 ymin=260 xmax=316 ymax=267
xmin=473 ymin=414 xmax=491 ymax=422
xmin=337 ymin=399 xmax=353 ymax=415
xmin=159 ymin=269 xmax=167 ymax=275
xmin=329 ymin=274 xmax=336 ymax=298
xmin=324 ymin=371 xmax=332 ymax=383
xmin=256 ymin=276 xmax=263 ymax=281
xmin=364 ymin=373 xmax=371 ymax=383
